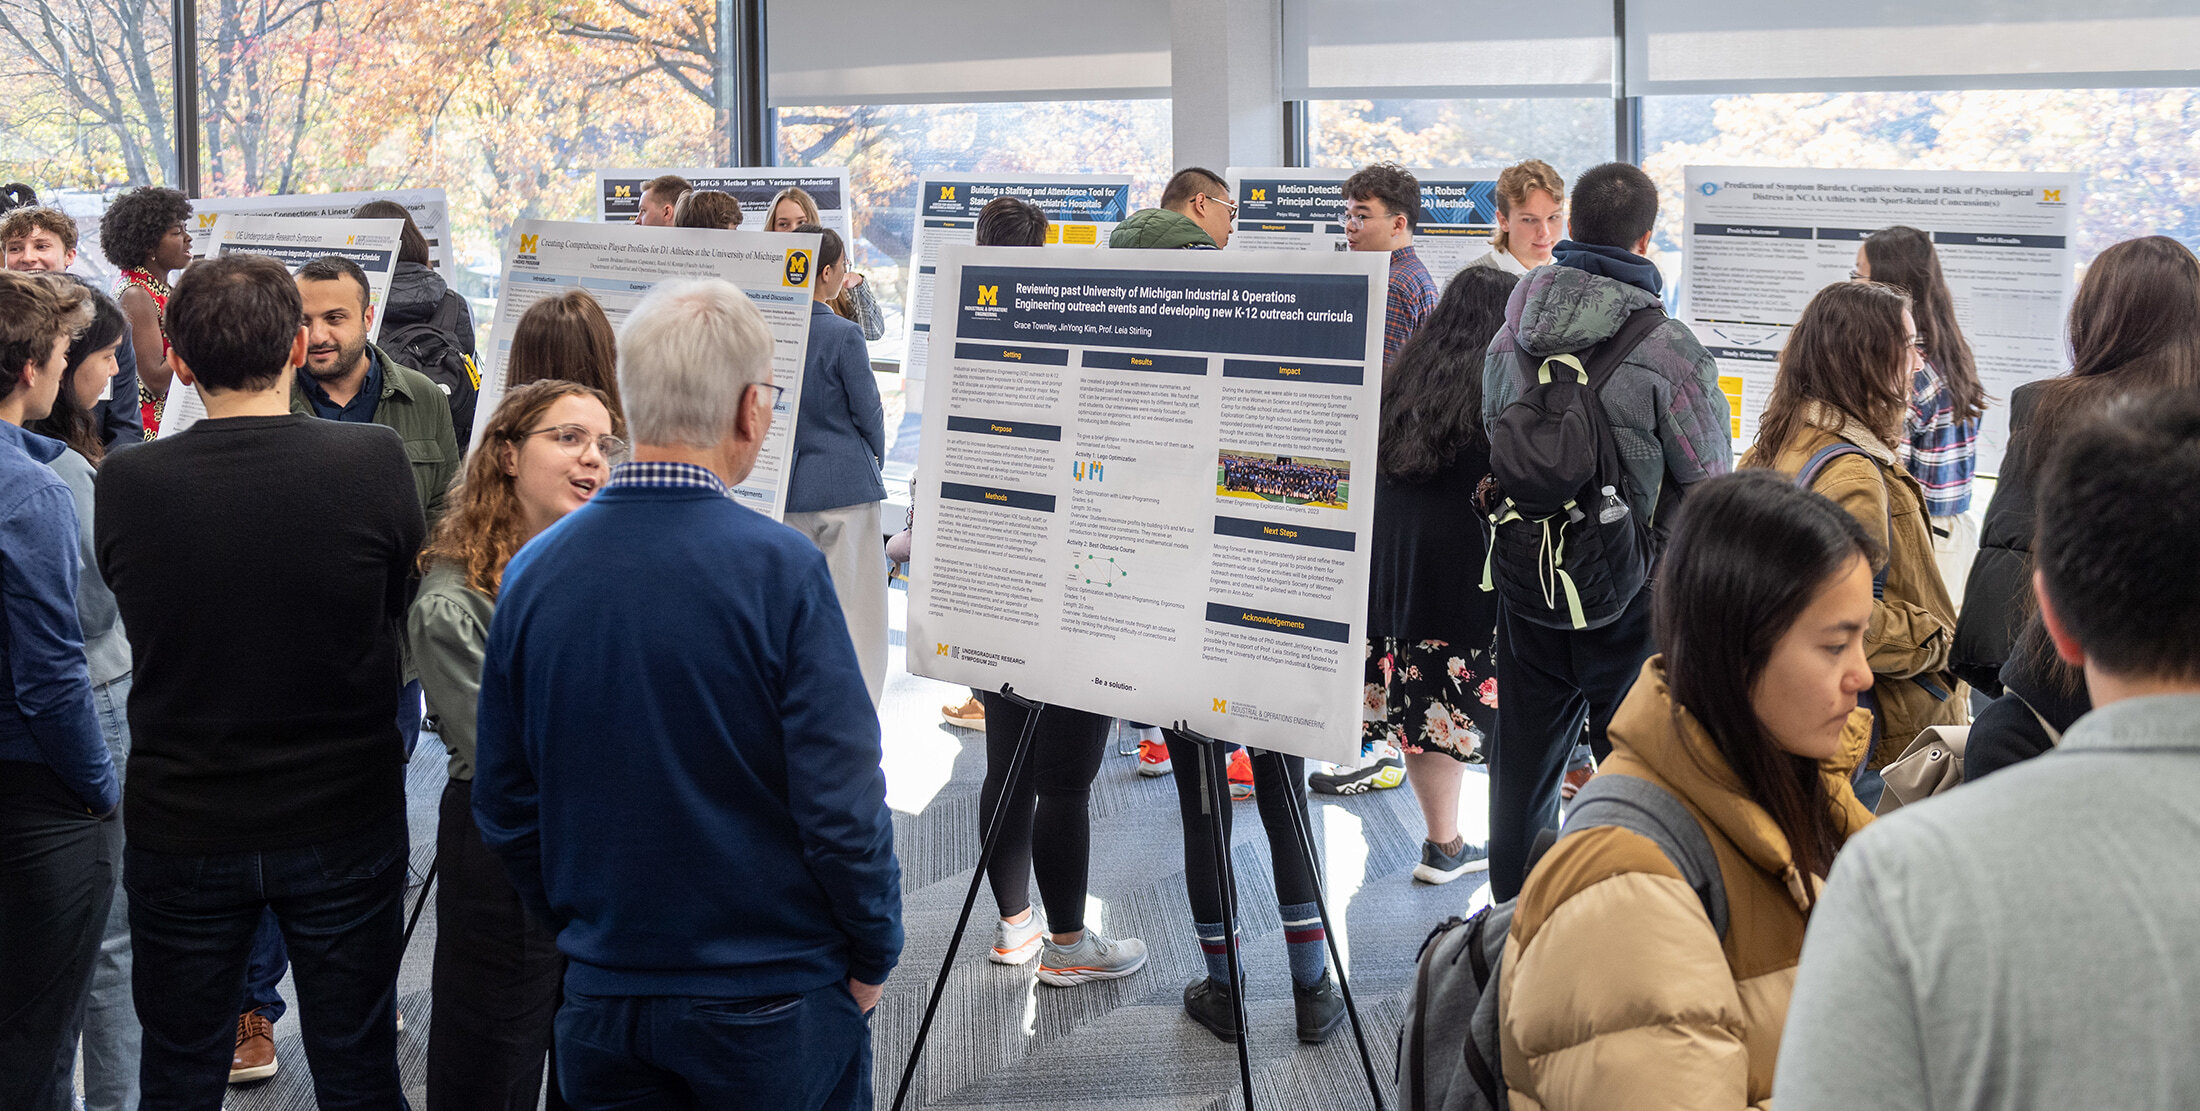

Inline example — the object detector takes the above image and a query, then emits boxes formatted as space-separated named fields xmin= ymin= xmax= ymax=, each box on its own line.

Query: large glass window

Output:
xmin=1642 ymin=88 xmax=2200 ymax=281
xmin=1308 ymin=98 xmax=1616 ymax=186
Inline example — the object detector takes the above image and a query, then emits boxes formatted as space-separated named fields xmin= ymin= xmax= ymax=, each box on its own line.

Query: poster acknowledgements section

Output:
xmin=908 ymin=245 xmax=1389 ymax=764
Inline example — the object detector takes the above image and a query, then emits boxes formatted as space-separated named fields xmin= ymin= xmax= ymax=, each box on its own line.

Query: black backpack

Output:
xmin=1395 ymin=774 xmax=1729 ymax=1111
xmin=1480 ymin=307 xmax=1667 ymax=631
xmin=382 ymin=291 xmax=480 ymax=443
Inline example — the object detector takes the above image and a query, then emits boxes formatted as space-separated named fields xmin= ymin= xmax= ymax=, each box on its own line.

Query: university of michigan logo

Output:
xmin=614 ymin=184 xmax=633 ymax=198
xmin=977 ymin=284 xmax=999 ymax=306
xmin=939 ymin=185 xmax=957 ymax=202
xmin=518 ymin=234 xmax=540 ymax=255
xmin=1212 ymin=698 xmax=1228 ymax=713
xmin=936 ymin=643 xmax=951 ymax=656
xmin=2042 ymin=188 xmax=2063 ymax=202
xmin=197 ymin=213 xmax=218 ymax=228
xmin=1249 ymin=188 xmax=1266 ymax=202
xmin=784 ymin=249 xmax=813 ymax=287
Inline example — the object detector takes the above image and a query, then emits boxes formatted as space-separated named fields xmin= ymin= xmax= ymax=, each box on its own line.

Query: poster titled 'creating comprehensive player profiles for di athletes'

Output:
xmin=1681 ymin=166 xmax=2076 ymax=472
xmin=908 ymin=246 xmax=1387 ymax=764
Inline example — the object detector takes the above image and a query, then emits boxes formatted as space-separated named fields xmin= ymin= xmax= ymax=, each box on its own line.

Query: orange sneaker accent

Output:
xmin=1228 ymin=748 xmax=1254 ymax=800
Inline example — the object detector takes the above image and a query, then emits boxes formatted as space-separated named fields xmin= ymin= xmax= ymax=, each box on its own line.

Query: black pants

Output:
xmin=429 ymin=778 xmax=569 ymax=1111
xmin=1166 ymin=740 xmax=1317 ymax=923
xmin=1488 ymin=586 xmax=1656 ymax=901
xmin=0 ymin=760 xmax=117 ymax=1111
xmin=977 ymin=694 xmax=1111 ymax=933
xmin=129 ymin=810 xmax=408 ymax=1111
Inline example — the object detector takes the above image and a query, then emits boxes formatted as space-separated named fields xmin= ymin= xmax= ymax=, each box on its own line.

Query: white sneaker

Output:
xmin=1036 ymin=930 xmax=1148 ymax=986
xmin=991 ymin=914 xmax=1044 ymax=965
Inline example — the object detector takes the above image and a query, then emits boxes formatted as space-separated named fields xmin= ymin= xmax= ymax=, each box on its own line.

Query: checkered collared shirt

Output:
xmin=603 ymin=460 xmax=735 ymax=499
xmin=1898 ymin=360 xmax=1977 ymax=517
xmin=1383 ymin=245 xmax=1438 ymax=371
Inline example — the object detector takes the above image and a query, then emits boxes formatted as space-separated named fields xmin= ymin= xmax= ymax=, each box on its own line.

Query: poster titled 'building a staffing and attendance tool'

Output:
xmin=1682 ymin=166 xmax=2078 ymax=472
xmin=901 ymin=174 xmax=1132 ymax=403
xmin=474 ymin=221 xmax=820 ymax=519
xmin=1226 ymin=167 xmax=1504 ymax=290
xmin=909 ymin=245 xmax=1389 ymax=764
xmin=160 ymin=215 xmax=404 ymax=438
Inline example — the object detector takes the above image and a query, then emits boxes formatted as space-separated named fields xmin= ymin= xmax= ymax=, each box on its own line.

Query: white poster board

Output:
xmin=473 ymin=220 xmax=820 ymax=520
xmin=1226 ymin=167 xmax=1503 ymax=289
xmin=908 ymin=245 xmax=1388 ymax=763
xmin=593 ymin=167 xmax=854 ymax=242
xmin=1680 ymin=167 xmax=2078 ymax=472
xmin=160 ymin=215 xmax=404 ymax=437
xmin=187 ymin=188 xmax=455 ymax=274
xmin=902 ymin=173 xmax=1133 ymax=401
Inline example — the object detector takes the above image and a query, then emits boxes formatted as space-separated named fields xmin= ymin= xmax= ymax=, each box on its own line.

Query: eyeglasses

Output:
xmin=524 ymin=423 xmax=630 ymax=465
xmin=752 ymin=382 xmax=787 ymax=408
xmin=1848 ymin=269 xmax=1864 ymax=280
xmin=1906 ymin=336 xmax=1929 ymax=357
xmin=1340 ymin=208 xmax=1395 ymax=230
xmin=1201 ymin=193 xmax=1238 ymax=219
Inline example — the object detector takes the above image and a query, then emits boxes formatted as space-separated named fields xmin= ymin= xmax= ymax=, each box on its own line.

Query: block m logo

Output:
xmin=1212 ymin=698 xmax=1228 ymax=713
xmin=198 ymin=214 xmax=219 ymax=228
xmin=614 ymin=185 xmax=633 ymax=198
xmin=2042 ymin=188 xmax=2063 ymax=202
xmin=519 ymin=234 xmax=540 ymax=254
xmin=1250 ymin=188 xmax=1266 ymax=202
xmin=977 ymin=285 xmax=998 ymax=306
xmin=939 ymin=185 xmax=957 ymax=201
xmin=936 ymin=643 xmax=951 ymax=656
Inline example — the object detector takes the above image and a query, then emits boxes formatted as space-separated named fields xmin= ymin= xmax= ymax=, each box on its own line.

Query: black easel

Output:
xmin=890 ymin=684 xmax=1047 ymax=1111
xmin=1172 ymin=726 xmax=1260 ymax=1111
xmin=1173 ymin=725 xmax=1388 ymax=1111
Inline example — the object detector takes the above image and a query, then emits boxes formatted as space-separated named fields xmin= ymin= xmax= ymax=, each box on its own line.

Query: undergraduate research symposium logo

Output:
xmin=1212 ymin=698 xmax=1228 ymax=714
xmin=1699 ymin=182 xmax=1721 ymax=196
xmin=783 ymin=248 xmax=812 ymax=288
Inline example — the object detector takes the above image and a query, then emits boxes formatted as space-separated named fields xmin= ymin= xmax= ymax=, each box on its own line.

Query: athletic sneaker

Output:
xmin=1228 ymin=747 xmax=1255 ymax=800
xmin=1309 ymin=748 xmax=1405 ymax=796
xmin=1411 ymin=838 xmax=1491 ymax=885
xmin=1035 ymin=930 xmax=1148 ymax=986
xmin=941 ymin=696 xmax=985 ymax=732
xmin=1560 ymin=747 xmax=1599 ymax=801
xmin=991 ymin=914 xmax=1044 ymax=965
xmin=1137 ymin=737 xmax=1173 ymax=777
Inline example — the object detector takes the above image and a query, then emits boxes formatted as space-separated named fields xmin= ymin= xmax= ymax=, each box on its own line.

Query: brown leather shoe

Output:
xmin=230 ymin=1009 xmax=278 ymax=1083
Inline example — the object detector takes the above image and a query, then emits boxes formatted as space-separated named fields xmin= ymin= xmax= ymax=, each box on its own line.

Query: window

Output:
xmin=1308 ymin=98 xmax=1616 ymax=187
xmin=1642 ymin=88 xmax=2200 ymax=281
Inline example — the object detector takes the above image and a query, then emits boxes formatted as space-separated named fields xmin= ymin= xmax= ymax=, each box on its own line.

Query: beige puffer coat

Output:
xmin=1497 ymin=658 xmax=1875 ymax=1110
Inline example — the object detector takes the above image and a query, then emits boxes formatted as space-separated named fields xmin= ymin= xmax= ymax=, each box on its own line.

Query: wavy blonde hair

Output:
xmin=419 ymin=379 xmax=624 ymax=597
xmin=1487 ymin=159 xmax=1564 ymax=255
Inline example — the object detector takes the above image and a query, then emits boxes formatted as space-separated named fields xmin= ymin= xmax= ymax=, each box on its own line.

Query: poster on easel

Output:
xmin=1225 ymin=167 xmax=1503 ymax=289
xmin=186 ymin=188 xmax=455 ymax=274
xmin=592 ymin=166 xmax=855 ymax=245
xmin=160 ymin=215 xmax=404 ymax=438
xmin=1680 ymin=166 xmax=2078 ymax=472
xmin=907 ymin=244 xmax=1388 ymax=764
xmin=901 ymin=173 xmax=1133 ymax=404
xmin=470 ymin=220 xmax=819 ymax=520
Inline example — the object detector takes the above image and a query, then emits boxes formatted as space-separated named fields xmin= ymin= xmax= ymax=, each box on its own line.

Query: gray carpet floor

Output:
xmin=206 ymin=581 xmax=1495 ymax=1110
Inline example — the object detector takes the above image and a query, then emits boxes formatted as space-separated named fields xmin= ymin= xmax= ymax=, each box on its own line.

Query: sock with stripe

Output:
xmin=1195 ymin=920 xmax=1238 ymax=985
xmin=1281 ymin=901 xmax=1328 ymax=987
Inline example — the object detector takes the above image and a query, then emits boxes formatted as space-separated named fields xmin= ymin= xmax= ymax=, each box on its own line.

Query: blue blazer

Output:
xmin=786 ymin=301 xmax=886 ymax=513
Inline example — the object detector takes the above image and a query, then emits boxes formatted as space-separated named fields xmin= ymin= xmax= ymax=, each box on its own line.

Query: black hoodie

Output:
xmin=1965 ymin=632 xmax=2090 ymax=783
xmin=381 ymin=260 xmax=476 ymax=355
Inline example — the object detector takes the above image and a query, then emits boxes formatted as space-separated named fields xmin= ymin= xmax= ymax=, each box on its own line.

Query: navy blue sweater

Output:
xmin=473 ymin=475 xmax=902 ymax=996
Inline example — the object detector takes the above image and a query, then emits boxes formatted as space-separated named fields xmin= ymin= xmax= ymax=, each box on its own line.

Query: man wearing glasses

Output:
xmin=1109 ymin=167 xmax=1237 ymax=250
xmin=1341 ymin=162 xmax=1437 ymax=371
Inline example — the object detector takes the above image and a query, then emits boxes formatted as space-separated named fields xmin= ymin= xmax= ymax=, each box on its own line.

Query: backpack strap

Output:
xmin=1581 ymin=306 xmax=1670 ymax=395
xmin=1562 ymin=773 xmax=1729 ymax=939
xmin=1795 ymin=443 xmax=1889 ymax=602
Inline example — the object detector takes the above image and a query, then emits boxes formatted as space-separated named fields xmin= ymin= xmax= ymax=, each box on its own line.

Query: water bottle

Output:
xmin=1597 ymin=485 xmax=1629 ymax=525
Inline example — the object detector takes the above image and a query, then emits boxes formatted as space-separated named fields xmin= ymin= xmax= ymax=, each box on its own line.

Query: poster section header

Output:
xmin=920 ymin=180 xmax=1130 ymax=223
xmin=595 ymin=167 xmax=849 ymax=221
xmin=1231 ymin=172 xmax=1496 ymax=230
xmin=952 ymin=266 xmax=1369 ymax=361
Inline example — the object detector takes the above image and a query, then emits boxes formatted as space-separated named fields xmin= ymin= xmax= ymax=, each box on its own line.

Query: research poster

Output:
xmin=472 ymin=220 xmax=820 ymax=519
xmin=908 ymin=245 xmax=1389 ymax=763
xmin=593 ymin=166 xmax=854 ymax=243
xmin=160 ymin=215 xmax=404 ymax=437
xmin=902 ymin=173 xmax=1132 ymax=400
xmin=1226 ymin=167 xmax=1502 ymax=288
xmin=1681 ymin=166 xmax=2078 ymax=471
xmin=186 ymin=188 xmax=455 ymax=273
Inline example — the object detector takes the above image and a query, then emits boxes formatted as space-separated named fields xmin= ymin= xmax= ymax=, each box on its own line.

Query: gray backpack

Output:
xmin=1396 ymin=774 xmax=1729 ymax=1111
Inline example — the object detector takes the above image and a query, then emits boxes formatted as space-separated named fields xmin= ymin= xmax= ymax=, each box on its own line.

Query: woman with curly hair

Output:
xmin=409 ymin=378 xmax=624 ymax=1110
xmin=98 ymin=186 xmax=193 ymax=438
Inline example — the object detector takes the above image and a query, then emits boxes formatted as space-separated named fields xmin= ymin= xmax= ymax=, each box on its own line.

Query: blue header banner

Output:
xmin=921 ymin=180 xmax=1130 ymax=223
xmin=953 ymin=265 xmax=1370 ymax=361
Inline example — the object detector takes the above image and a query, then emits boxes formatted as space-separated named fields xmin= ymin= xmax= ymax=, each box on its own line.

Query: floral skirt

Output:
xmin=1362 ymin=635 xmax=1497 ymax=764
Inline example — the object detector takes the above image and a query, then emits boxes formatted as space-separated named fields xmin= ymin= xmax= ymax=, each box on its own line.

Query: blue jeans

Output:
xmin=556 ymin=983 xmax=872 ymax=1110
xmin=127 ymin=810 xmax=411 ymax=1111
xmin=81 ymin=672 xmax=139 ymax=1111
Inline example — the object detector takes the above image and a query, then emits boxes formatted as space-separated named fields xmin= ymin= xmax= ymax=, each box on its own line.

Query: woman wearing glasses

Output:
xmin=1741 ymin=282 xmax=1966 ymax=804
xmin=411 ymin=379 xmax=625 ymax=1111
xmin=783 ymin=223 xmax=891 ymax=704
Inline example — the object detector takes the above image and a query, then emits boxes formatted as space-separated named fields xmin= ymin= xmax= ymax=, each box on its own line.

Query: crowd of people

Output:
xmin=1217 ymin=453 xmax=1347 ymax=505
xmin=0 ymin=147 xmax=2196 ymax=1111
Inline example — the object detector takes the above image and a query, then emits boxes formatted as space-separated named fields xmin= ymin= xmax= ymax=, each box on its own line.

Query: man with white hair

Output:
xmin=472 ymin=279 xmax=901 ymax=1109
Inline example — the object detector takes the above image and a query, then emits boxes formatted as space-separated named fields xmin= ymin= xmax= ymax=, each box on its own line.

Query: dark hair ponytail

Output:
xmin=27 ymin=284 xmax=127 ymax=465
xmin=1654 ymin=470 xmax=1881 ymax=880
xmin=1378 ymin=267 xmax=1516 ymax=480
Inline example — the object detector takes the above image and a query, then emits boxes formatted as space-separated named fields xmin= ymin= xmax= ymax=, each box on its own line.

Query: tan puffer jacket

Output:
xmin=1498 ymin=658 xmax=1875 ymax=1110
xmin=1751 ymin=404 xmax=1969 ymax=765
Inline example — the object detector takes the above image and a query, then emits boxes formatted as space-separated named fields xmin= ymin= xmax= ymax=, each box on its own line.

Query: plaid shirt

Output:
xmin=1898 ymin=360 xmax=1977 ymax=516
xmin=1383 ymin=245 xmax=1438 ymax=371
xmin=604 ymin=460 xmax=737 ymax=499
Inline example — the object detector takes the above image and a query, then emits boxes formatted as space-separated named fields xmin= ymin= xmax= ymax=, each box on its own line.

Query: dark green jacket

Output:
xmin=291 ymin=344 xmax=461 ymax=529
xmin=1108 ymin=207 xmax=1218 ymax=250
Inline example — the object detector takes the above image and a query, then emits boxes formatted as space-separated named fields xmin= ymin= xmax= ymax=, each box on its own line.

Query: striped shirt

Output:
xmin=1898 ymin=360 xmax=1977 ymax=517
xmin=605 ymin=460 xmax=735 ymax=498
xmin=1383 ymin=245 xmax=1438 ymax=371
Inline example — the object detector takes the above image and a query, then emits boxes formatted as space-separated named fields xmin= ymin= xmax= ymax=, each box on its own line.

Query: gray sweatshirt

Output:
xmin=1776 ymin=691 xmax=2200 ymax=1110
xmin=49 ymin=448 xmax=131 ymax=687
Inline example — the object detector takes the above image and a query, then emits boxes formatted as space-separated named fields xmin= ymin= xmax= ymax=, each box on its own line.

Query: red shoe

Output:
xmin=1137 ymin=738 xmax=1173 ymax=777
xmin=1228 ymin=748 xmax=1255 ymax=801
xmin=1560 ymin=759 xmax=1597 ymax=801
